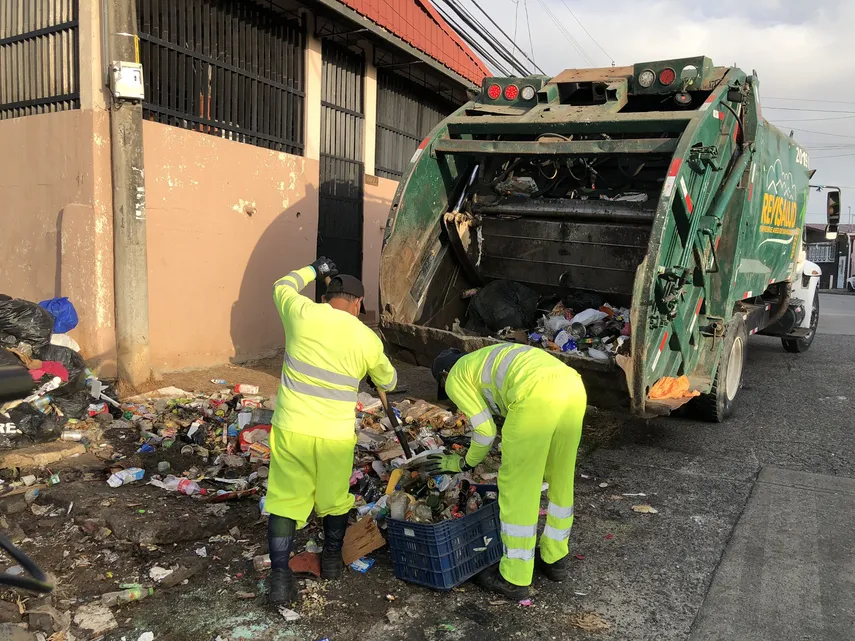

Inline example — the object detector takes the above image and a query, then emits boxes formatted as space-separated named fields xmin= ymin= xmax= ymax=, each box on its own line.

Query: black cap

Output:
xmin=325 ymin=275 xmax=366 ymax=314
xmin=432 ymin=348 xmax=463 ymax=401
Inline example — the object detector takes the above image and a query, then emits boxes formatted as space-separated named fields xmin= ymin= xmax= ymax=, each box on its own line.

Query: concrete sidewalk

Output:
xmin=689 ymin=467 xmax=855 ymax=641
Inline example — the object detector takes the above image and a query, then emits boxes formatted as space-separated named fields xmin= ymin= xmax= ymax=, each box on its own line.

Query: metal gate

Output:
xmin=317 ymin=42 xmax=364 ymax=292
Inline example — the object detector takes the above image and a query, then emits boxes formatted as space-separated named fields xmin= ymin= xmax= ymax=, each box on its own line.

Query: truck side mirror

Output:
xmin=827 ymin=190 xmax=841 ymax=239
xmin=828 ymin=190 xmax=841 ymax=224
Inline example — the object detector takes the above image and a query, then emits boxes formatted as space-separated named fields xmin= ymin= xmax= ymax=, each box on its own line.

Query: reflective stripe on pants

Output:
xmin=497 ymin=371 xmax=586 ymax=586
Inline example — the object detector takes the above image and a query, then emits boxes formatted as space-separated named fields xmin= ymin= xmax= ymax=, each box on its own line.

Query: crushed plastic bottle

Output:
xmin=388 ymin=490 xmax=410 ymax=521
xmin=151 ymin=474 xmax=206 ymax=496
xmin=101 ymin=585 xmax=154 ymax=607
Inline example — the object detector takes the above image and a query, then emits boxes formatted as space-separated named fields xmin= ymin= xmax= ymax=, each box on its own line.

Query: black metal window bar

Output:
xmin=137 ymin=0 xmax=305 ymax=155
xmin=375 ymin=69 xmax=456 ymax=179
xmin=0 ymin=0 xmax=80 ymax=120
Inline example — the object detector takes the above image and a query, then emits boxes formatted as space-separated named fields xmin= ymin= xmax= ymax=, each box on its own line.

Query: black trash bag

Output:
xmin=36 ymin=344 xmax=86 ymax=393
xmin=0 ymin=348 xmax=36 ymax=403
xmin=2 ymin=404 xmax=62 ymax=445
xmin=466 ymin=280 xmax=540 ymax=333
xmin=0 ymin=299 xmax=55 ymax=350
xmin=53 ymin=389 xmax=92 ymax=420
xmin=562 ymin=289 xmax=606 ymax=313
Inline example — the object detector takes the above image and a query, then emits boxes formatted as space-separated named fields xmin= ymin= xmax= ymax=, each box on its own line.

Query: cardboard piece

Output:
xmin=342 ymin=517 xmax=386 ymax=566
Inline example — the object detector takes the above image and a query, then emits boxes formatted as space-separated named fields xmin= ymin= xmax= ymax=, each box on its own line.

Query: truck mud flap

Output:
xmin=380 ymin=321 xmax=631 ymax=411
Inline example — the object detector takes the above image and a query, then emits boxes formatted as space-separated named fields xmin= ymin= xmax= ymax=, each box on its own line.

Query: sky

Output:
xmin=445 ymin=0 xmax=855 ymax=223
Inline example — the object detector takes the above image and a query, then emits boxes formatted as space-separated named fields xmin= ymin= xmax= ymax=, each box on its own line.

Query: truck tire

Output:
xmin=693 ymin=314 xmax=747 ymax=423
xmin=782 ymin=294 xmax=819 ymax=353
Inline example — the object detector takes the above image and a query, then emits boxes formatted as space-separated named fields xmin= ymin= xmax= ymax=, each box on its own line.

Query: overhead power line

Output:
xmin=470 ymin=0 xmax=544 ymax=74
xmin=764 ymin=106 xmax=855 ymax=114
xmin=775 ymin=115 xmax=855 ymax=123
xmin=524 ymin=0 xmax=535 ymax=67
xmin=785 ymin=126 xmax=855 ymax=140
xmin=764 ymin=96 xmax=855 ymax=105
xmin=532 ymin=0 xmax=596 ymax=67
xmin=557 ymin=0 xmax=613 ymax=65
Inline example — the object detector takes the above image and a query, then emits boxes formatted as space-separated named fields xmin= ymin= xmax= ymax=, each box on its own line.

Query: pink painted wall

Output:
xmin=0 ymin=109 xmax=116 ymax=372
xmin=143 ymin=121 xmax=320 ymax=372
xmin=363 ymin=176 xmax=399 ymax=324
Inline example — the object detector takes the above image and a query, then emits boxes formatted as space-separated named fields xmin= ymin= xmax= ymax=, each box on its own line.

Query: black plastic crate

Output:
xmin=386 ymin=485 xmax=501 ymax=590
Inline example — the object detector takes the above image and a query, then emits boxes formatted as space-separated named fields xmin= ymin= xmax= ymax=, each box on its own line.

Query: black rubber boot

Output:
xmin=267 ymin=515 xmax=296 ymax=606
xmin=535 ymin=549 xmax=570 ymax=582
xmin=268 ymin=567 xmax=296 ymax=606
xmin=321 ymin=513 xmax=349 ymax=579
xmin=473 ymin=565 xmax=529 ymax=600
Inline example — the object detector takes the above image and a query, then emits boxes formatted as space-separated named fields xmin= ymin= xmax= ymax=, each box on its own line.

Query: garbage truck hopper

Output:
xmin=378 ymin=57 xmax=831 ymax=420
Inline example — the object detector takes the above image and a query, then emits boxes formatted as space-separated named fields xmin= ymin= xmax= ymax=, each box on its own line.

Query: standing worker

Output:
xmin=426 ymin=344 xmax=585 ymax=599
xmin=267 ymin=258 xmax=398 ymax=605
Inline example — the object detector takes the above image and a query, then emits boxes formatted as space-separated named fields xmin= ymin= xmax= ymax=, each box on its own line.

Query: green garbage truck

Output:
xmin=377 ymin=57 xmax=840 ymax=421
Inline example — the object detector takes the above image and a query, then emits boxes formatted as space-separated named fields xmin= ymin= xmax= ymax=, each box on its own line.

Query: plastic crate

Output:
xmin=386 ymin=485 xmax=501 ymax=590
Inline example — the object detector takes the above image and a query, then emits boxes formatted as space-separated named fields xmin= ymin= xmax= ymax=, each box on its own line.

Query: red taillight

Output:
xmin=504 ymin=84 xmax=519 ymax=100
xmin=659 ymin=68 xmax=676 ymax=85
xmin=487 ymin=84 xmax=502 ymax=100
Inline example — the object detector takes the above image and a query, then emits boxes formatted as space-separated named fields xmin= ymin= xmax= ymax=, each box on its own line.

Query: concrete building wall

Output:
xmin=143 ymin=121 xmax=321 ymax=372
xmin=363 ymin=176 xmax=400 ymax=322
xmin=0 ymin=109 xmax=116 ymax=372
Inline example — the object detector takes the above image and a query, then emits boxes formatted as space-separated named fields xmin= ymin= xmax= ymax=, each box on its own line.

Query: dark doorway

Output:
xmin=317 ymin=42 xmax=364 ymax=297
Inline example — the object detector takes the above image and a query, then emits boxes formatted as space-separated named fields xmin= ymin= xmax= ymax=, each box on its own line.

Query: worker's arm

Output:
xmin=272 ymin=265 xmax=317 ymax=319
xmin=272 ymin=257 xmax=337 ymax=319
xmin=446 ymin=375 xmax=497 ymax=468
xmin=365 ymin=334 xmax=397 ymax=392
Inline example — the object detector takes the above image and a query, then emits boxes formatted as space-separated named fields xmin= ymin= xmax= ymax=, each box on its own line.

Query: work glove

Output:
xmin=311 ymin=256 xmax=338 ymax=279
xmin=423 ymin=452 xmax=471 ymax=475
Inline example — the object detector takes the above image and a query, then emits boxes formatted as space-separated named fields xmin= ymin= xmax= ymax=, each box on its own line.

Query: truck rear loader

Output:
xmin=377 ymin=57 xmax=840 ymax=421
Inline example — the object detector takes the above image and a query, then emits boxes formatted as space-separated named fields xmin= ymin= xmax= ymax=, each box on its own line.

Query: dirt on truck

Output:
xmin=378 ymin=56 xmax=840 ymax=422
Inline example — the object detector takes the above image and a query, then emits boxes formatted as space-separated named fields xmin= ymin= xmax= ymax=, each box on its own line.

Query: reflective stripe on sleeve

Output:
xmin=503 ymin=547 xmax=536 ymax=561
xmin=281 ymin=372 xmax=358 ymax=402
xmin=542 ymin=524 xmax=572 ymax=541
xmin=284 ymin=353 xmax=359 ymax=388
xmin=483 ymin=389 xmax=500 ymax=415
xmin=548 ymin=502 xmax=574 ymax=520
xmin=378 ymin=369 xmax=397 ymax=392
xmin=274 ymin=270 xmax=306 ymax=291
xmin=500 ymin=522 xmax=538 ymax=538
xmin=468 ymin=408 xmax=492 ymax=429
xmin=472 ymin=432 xmax=495 ymax=447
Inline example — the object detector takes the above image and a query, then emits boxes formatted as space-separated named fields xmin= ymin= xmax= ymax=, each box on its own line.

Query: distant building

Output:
xmin=805 ymin=224 xmax=855 ymax=289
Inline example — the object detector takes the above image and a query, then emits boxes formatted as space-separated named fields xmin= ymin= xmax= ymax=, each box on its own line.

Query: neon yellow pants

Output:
xmin=266 ymin=429 xmax=356 ymax=527
xmin=498 ymin=371 xmax=586 ymax=586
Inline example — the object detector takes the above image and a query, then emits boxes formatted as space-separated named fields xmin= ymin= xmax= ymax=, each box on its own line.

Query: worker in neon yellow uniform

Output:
xmin=427 ymin=345 xmax=585 ymax=599
xmin=267 ymin=257 xmax=397 ymax=605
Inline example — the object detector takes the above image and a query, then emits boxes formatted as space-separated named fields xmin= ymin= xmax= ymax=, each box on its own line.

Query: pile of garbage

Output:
xmin=0 ymin=294 xmax=123 ymax=447
xmin=462 ymin=280 xmax=631 ymax=362
xmin=351 ymin=395 xmax=501 ymax=525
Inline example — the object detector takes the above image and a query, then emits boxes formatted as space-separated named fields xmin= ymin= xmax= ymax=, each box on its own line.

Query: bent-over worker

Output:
xmin=267 ymin=258 xmax=397 ymax=605
xmin=427 ymin=344 xmax=585 ymax=599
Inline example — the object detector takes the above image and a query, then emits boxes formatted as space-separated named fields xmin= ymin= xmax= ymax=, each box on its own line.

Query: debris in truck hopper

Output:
xmin=648 ymin=375 xmax=700 ymax=401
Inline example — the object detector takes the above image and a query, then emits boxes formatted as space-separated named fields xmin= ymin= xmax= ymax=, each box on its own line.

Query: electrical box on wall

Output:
xmin=110 ymin=61 xmax=145 ymax=100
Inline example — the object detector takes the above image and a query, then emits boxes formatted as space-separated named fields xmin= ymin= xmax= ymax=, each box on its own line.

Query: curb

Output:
xmin=819 ymin=290 xmax=854 ymax=296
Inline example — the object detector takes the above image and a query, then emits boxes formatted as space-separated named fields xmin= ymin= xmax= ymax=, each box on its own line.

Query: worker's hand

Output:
xmin=423 ymin=453 xmax=470 ymax=475
xmin=365 ymin=375 xmax=377 ymax=392
xmin=311 ymin=256 xmax=338 ymax=279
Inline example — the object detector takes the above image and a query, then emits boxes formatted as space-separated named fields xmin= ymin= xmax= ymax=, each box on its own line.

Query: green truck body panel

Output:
xmin=378 ymin=58 xmax=812 ymax=414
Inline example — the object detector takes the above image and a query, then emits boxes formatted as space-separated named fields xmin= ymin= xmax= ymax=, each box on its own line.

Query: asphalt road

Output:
xmin=818 ymin=292 xmax=855 ymax=335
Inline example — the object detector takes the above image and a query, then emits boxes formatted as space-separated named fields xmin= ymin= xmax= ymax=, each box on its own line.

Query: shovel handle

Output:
xmin=377 ymin=388 xmax=412 ymax=459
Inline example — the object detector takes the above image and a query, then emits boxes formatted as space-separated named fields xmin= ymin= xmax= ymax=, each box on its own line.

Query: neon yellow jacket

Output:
xmin=271 ymin=266 xmax=397 ymax=441
xmin=446 ymin=344 xmax=580 ymax=467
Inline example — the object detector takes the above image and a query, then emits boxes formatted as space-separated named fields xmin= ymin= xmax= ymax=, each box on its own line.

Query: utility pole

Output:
xmin=106 ymin=0 xmax=151 ymax=388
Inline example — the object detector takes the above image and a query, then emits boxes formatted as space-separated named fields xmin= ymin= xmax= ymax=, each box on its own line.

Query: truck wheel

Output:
xmin=693 ymin=314 xmax=747 ymax=423
xmin=782 ymin=294 xmax=819 ymax=353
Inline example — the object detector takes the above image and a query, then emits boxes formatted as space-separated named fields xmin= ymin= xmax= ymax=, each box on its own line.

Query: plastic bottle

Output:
xmin=160 ymin=475 xmax=206 ymax=496
xmin=33 ymin=396 xmax=52 ymax=413
xmin=253 ymin=553 xmax=271 ymax=572
xmin=388 ymin=489 xmax=410 ymax=521
xmin=101 ymin=586 xmax=154 ymax=607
